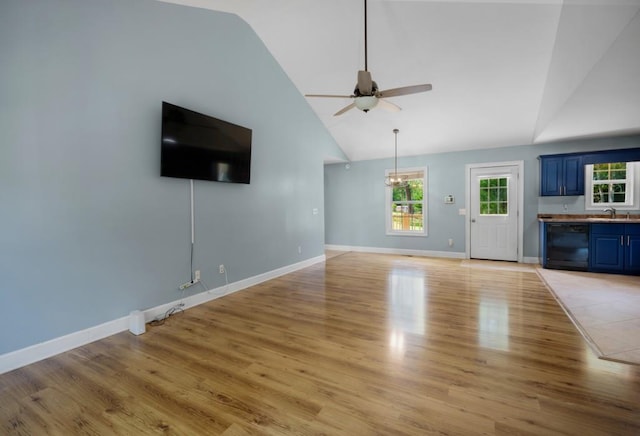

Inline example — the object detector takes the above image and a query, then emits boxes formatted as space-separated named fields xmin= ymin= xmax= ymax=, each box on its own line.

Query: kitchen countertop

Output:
xmin=538 ymin=214 xmax=640 ymax=223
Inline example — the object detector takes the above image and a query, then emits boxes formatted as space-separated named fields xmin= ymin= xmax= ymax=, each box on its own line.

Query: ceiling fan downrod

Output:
xmin=364 ymin=0 xmax=368 ymax=72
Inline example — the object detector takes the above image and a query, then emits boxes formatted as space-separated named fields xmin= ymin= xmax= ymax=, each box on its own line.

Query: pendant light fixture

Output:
xmin=384 ymin=129 xmax=408 ymax=187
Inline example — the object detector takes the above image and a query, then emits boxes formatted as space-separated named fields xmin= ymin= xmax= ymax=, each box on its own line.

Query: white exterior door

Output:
xmin=469 ymin=164 xmax=519 ymax=261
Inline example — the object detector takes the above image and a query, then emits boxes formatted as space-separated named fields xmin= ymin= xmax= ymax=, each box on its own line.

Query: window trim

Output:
xmin=584 ymin=161 xmax=639 ymax=210
xmin=385 ymin=166 xmax=427 ymax=237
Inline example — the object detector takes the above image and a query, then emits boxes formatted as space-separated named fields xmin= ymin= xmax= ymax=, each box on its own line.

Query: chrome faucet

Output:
xmin=604 ymin=207 xmax=616 ymax=218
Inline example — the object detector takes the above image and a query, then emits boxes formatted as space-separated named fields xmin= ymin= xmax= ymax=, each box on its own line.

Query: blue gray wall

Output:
xmin=0 ymin=0 xmax=345 ymax=354
xmin=325 ymin=135 xmax=640 ymax=258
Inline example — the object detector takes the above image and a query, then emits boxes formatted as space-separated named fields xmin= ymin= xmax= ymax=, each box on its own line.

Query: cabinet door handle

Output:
xmin=628 ymin=235 xmax=631 ymax=246
xmin=621 ymin=235 xmax=624 ymax=246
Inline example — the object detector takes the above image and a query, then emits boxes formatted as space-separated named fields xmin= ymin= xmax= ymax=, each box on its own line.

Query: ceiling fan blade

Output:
xmin=334 ymin=102 xmax=356 ymax=116
xmin=377 ymin=98 xmax=401 ymax=113
xmin=357 ymin=70 xmax=373 ymax=96
xmin=378 ymin=84 xmax=432 ymax=98
xmin=305 ymin=94 xmax=353 ymax=99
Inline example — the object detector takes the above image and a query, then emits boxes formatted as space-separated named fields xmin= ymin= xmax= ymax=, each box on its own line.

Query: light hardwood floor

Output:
xmin=2 ymin=252 xmax=640 ymax=435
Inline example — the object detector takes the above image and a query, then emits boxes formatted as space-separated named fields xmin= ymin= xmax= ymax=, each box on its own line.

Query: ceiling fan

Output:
xmin=305 ymin=0 xmax=432 ymax=116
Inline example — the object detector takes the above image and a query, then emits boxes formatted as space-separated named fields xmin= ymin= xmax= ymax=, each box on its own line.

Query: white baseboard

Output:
xmin=0 ymin=255 xmax=326 ymax=375
xmin=0 ymin=317 xmax=130 ymax=376
xmin=325 ymin=244 xmax=466 ymax=259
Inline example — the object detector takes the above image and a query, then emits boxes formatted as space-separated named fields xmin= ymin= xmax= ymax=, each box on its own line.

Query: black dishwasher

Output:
xmin=546 ymin=223 xmax=589 ymax=271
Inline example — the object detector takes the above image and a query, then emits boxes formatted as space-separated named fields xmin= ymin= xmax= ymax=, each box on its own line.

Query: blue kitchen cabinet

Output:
xmin=590 ymin=224 xmax=625 ymax=272
xmin=539 ymin=154 xmax=584 ymax=196
xmin=627 ymin=225 xmax=640 ymax=273
xmin=590 ymin=223 xmax=640 ymax=274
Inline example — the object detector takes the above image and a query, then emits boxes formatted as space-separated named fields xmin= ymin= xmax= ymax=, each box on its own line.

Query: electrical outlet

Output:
xmin=194 ymin=270 xmax=201 ymax=281
xmin=219 ymin=264 xmax=225 ymax=274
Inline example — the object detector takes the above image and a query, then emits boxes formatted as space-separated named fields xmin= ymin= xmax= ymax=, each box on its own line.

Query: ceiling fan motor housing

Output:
xmin=354 ymin=80 xmax=378 ymax=97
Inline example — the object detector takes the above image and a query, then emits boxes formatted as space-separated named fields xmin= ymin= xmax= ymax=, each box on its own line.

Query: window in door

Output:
xmin=479 ymin=177 xmax=509 ymax=215
xmin=385 ymin=168 xmax=426 ymax=236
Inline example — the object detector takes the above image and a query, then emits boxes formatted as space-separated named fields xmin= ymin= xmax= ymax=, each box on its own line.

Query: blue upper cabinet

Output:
xmin=562 ymin=155 xmax=584 ymax=195
xmin=539 ymin=154 xmax=584 ymax=196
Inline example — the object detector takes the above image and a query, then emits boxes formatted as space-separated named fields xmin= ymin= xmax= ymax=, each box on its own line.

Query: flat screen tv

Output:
xmin=161 ymin=101 xmax=252 ymax=184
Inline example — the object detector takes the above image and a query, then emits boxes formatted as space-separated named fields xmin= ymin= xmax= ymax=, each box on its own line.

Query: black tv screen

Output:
xmin=161 ymin=102 xmax=252 ymax=184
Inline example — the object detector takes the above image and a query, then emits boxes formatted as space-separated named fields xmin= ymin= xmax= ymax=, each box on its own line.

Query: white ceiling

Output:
xmin=161 ymin=0 xmax=640 ymax=161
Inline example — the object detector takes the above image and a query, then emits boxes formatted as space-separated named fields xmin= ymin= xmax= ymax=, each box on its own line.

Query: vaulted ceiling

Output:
xmin=162 ymin=0 xmax=640 ymax=161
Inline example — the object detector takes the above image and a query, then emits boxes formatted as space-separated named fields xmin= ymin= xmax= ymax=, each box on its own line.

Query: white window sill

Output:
xmin=386 ymin=231 xmax=428 ymax=237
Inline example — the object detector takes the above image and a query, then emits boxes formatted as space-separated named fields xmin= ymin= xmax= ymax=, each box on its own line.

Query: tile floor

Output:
xmin=536 ymin=268 xmax=640 ymax=365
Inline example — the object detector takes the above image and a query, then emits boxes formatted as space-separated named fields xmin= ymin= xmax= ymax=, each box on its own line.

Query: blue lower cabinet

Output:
xmin=590 ymin=233 xmax=625 ymax=272
xmin=590 ymin=223 xmax=640 ymax=274
xmin=627 ymin=226 xmax=640 ymax=273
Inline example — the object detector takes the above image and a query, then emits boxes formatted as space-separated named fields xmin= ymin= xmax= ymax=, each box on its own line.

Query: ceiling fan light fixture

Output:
xmin=354 ymin=96 xmax=378 ymax=112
